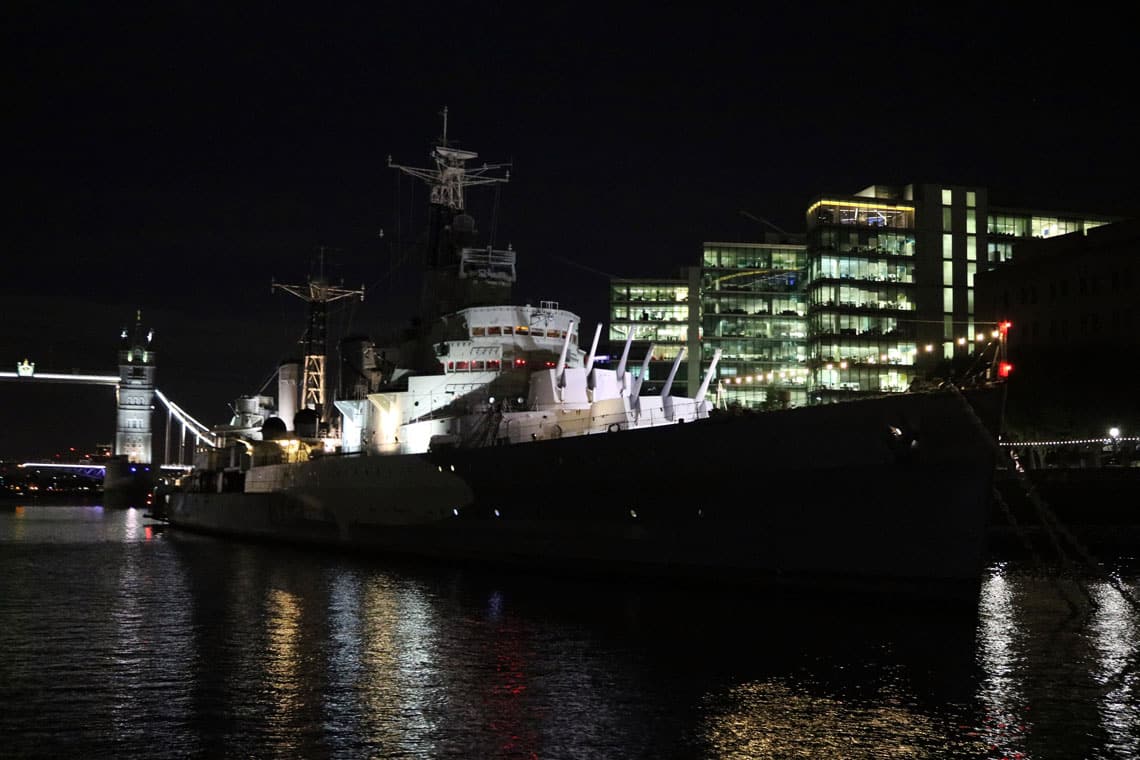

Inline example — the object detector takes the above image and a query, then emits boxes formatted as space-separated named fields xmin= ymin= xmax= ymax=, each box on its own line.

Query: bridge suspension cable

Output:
xmin=154 ymin=389 xmax=217 ymax=448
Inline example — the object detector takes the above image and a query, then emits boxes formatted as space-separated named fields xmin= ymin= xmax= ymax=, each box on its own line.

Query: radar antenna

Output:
xmin=387 ymin=106 xmax=511 ymax=211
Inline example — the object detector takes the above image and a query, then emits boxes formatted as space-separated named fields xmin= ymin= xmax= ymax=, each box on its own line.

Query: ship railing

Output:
xmin=459 ymin=247 xmax=516 ymax=281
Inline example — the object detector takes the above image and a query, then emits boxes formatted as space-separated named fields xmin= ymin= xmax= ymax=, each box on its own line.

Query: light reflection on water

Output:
xmin=975 ymin=565 xmax=1032 ymax=756
xmin=698 ymin=679 xmax=978 ymax=759
xmin=264 ymin=587 xmax=303 ymax=746
xmin=1089 ymin=579 xmax=1140 ymax=760
xmin=0 ymin=505 xmax=1137 ymax=759
xmin=973 ymin=559 xmax=1140 ymax=760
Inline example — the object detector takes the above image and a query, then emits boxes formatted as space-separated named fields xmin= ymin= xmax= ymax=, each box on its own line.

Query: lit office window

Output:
xmin=1031 ymin=216 xmax=1068 ymax=238
xmin=967 ymin=235 xmax=977 ymax=261
xmin=943 ymin=341 xmax=954 ymax=359
xmin=942 ymin=207 xmax=952 ymax=231
xmin=967 ymin=262 xmax=977 ymax=287
xmin=943 ymin=287 xmax=954 ymax=313
xmin=966 ymin=191 xmax=976 ymax=207
xmin=966 ymin=209 xmax=977 ymax=234
xmin=943 ymin=234 xmax=953 ymax=258
xmin=941 ymin=188 xmax=953 ymax=205
xmin=967 ymin=289 xmax=974 ymax=314
xmin=943 ymin=261 xmax=954 ymax=286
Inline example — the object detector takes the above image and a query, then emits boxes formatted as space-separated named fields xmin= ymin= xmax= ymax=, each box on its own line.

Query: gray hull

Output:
xmin=168 ymin=388 xmax=1002 ymax=601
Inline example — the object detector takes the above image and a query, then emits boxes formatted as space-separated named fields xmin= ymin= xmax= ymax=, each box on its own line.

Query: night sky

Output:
xmin=4 ymin=4 xmax=1138 ymax=458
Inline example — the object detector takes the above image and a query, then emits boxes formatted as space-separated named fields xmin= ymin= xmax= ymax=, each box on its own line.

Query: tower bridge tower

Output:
xmin=115 ymin=310 xmax=156 ymax=463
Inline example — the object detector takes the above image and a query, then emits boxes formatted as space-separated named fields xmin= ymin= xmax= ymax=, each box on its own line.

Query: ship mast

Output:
xmin=388 ymin=107 xmax=514 ymax=318
xmin=272 ymin=248 xmax=365 ymax=428
xmin=388 ymin=106 xmax=511 ymax=213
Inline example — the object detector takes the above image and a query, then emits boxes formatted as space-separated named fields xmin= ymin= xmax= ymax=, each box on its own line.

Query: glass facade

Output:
xmin=700 ymin=243 xmax=808 ymax=409
xmin=608 ymin=278 xmax=692 ymax=392
xmin=986 ymin=211 xmax=1111 ymax=265
xmin=805 ymin=199 xmax=917 ymax=400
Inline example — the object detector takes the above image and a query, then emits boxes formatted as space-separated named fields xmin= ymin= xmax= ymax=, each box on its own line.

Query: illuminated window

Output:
xmin=943 ymin=287 xmax=954 ymax=313
xmin=967 ymin=262 xmax=977 ymax=287
xmin=942 ymin=207 xmax=952 ymax=231
xmin=966 ymin=191 xmax=976 ymax=207
xmin=943 ymin=342 xmax=954 ymax=359
xmin=943 ymin=261 xmax=954 ymax=287
xmin=942 ymin=234 xmax=953 ymax=258
xmin=967 ymin=235 xmax=977 ymax=261
xmin=941 ymin=188 xmax=952 ymax=205
xmin=966 ymin=210 xmax=976 ymax=234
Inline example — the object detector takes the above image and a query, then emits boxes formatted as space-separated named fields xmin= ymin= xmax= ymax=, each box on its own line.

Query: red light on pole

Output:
xmin=998 ymin=361 xmax=1014 ymax=378
xmin=999 ymin=321 xmax=1012 ymax=336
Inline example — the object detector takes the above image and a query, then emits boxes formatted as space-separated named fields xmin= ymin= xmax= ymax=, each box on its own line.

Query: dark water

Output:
xmin=1 ymin=505 xmax=1137 ymax=759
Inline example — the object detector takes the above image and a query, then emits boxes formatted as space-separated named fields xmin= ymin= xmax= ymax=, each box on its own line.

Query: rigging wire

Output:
xmin=547 ymin=253 xmax=619 ymax=281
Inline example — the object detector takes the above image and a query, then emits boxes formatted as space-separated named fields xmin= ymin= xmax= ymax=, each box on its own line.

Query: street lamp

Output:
xmin=1108 ymin=426 xmax=1121 ymax=465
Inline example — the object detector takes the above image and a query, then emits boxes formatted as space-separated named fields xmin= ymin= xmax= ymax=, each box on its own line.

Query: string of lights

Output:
xmin=1000 ymin=437 xmax=1137 ymax=448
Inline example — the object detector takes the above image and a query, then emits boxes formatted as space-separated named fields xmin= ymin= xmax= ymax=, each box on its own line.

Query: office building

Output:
xmin=609 ymin=184 xmax=1121 ymax=408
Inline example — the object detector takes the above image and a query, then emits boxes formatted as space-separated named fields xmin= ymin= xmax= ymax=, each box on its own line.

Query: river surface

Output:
xmin=1 ymin=504 xmax=1137 ymax=759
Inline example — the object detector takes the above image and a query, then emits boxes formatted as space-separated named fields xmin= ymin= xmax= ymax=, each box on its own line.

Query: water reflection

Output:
xmin=975 ymin=559 xmax=1140 ymax=759
xmin=2 ymin=508 xmax=1138 ymax=759
xmin=265 ymin=587 xmax=303 ymax=736
xmin=2 ymin=504 xmax=161 ymax=544
xmin=975 ymin=564 xmax=1031 ymax=756
xmin=1089 ymin=579 xmax=1140 ymax=759
xmin=325 ymin=570 xmax=365 ymax=742
xmin=358 ymin=578 xmax=441 ymax=756
xmin=699 ymin=679 xmax=978 ymax=759
xmin=109 ymin=538 xmax=147 ymax=743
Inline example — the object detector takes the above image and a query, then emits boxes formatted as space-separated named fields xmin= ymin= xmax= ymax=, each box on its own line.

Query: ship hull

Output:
xmin=168 ymin=388 xmax=1001 ymax=602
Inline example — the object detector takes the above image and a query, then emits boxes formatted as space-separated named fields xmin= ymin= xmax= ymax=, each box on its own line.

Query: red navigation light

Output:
xmin=999 ymin=321 xmax=1012 ymax=336
xmin=998 ymin=361 xmax=1014 ymax=378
